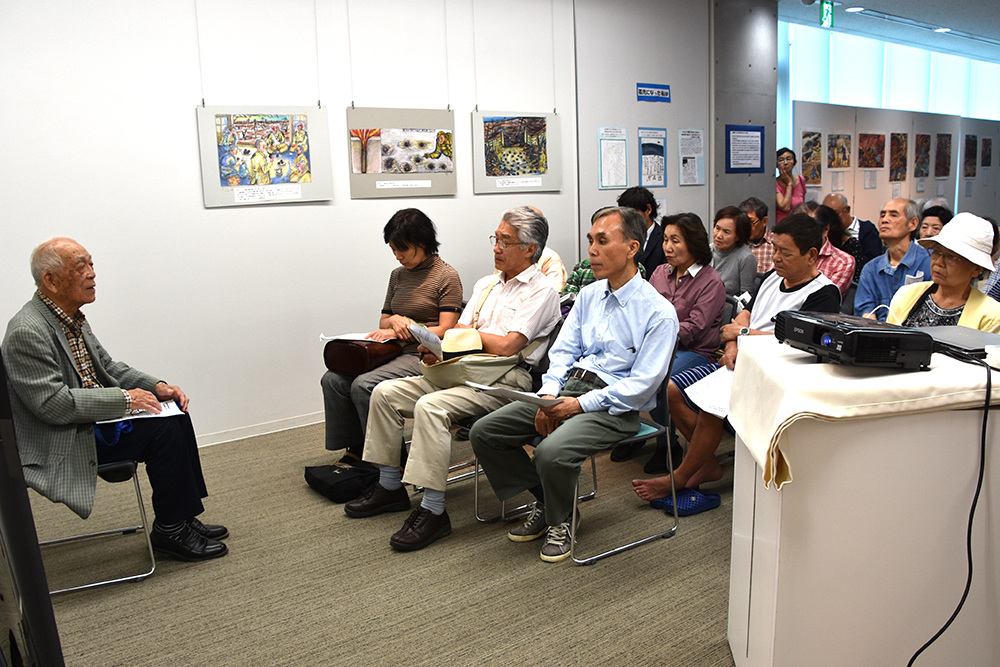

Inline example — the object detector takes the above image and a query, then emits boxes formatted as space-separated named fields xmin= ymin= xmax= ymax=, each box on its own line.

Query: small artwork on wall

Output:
xmin=935 ymin=133 xmax=952 ymax=178
xmin=471 ymin=111 xmax=561 ymax=194
xmin=983 ymin=138 xmax=993 ymax=167
xmin=889 ymin=133 xmax=907 ymax=182
xmin=801 ymin=131 xmax=822 ymax=185
xmin=827 ymin=134 xmax=851 ymax=168
xmin=858 ymin=134 xmax=885 ymax=169
xmin=964 ymin=135 xmax=978 ymax=178
xmin=346 ymin=107 xmax=456 ymax=199
xmin=914 ymin=134 xmax=931 ymax=177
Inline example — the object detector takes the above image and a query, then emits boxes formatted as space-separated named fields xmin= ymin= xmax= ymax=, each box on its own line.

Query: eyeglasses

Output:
xmin=928 ymin=247 xmax=963 ymax=265
xmin=489 ymin=235 xmax=528 ymax=250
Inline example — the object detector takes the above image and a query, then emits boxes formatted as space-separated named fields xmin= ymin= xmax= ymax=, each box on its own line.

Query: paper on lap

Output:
xmin=96 ymin=400 xmax=184 ymax=424
xmin=465 ymin=381 xmax=564 ymax=407
xmin=407 ymin=322 xmax=443 ymax=359
xmin=683 ymin=367 xmax=735 ymax=419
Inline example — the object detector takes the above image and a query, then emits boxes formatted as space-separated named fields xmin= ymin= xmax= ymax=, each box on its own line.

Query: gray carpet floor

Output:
xmin=32 ymin=424 xmax=737 ymax=666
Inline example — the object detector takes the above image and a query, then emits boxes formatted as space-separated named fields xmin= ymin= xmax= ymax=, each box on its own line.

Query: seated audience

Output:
xmin=4 ymin=238 xmax=228 ymax=562
xmin=633 ymin=214 xmax=840 ymax=501
xmin=854 ymin=198 xmax=932 ymax=321
xmin=537 ymin=245 xmax=568 ymax=291
xmin=795 ymin=202 xmax=856 ymax=297
xmin=345 ymin=207 xmax=560 ymax=552
xmin=918 ymin=205 xmax=953 ymax=240
xmin=470 ymin=207 xmax=678 ymax=562
xmin=822 ymin=193 xmax=882 ymax=269
xmin=711 ymin=206 xmax=757 ymax=297
xmin=321 ymin=209 xmax=462 ymax=466
xmin=618 ymin=186 xmax=666 ymax=277
xmin=887 ymin=212 xmax=1000 ymax=332
xmin=740 ymin=196 xmax=775 ymax=273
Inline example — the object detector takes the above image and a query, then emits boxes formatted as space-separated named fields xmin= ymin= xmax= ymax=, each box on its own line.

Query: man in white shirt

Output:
xmin=346 ymin=207 xmax=561 ymax=552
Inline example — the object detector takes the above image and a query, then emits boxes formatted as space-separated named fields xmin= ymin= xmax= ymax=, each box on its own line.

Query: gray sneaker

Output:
xmin=507 ymin=501 xmax=548 ymax=542
xmin=540 ymin=520 xmax=576 ymax=563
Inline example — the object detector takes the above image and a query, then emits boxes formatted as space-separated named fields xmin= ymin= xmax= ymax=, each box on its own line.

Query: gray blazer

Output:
xmin=2 ymin=295 xmax=161 ymax=518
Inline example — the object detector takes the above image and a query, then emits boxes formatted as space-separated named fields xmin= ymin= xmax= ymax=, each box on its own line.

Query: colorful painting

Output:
xmin=935 ymin=134 xmax=952 ymax=178
xmin=858 ymin=134 xmax=885 ymax=169
xmin=827 ymin=134 xmax=851 ymax=169
xmin=801 ymin=131 xmax=822 ymax=185
xmin=914 ymin=134 xmax=930 ymax=177
xmin=483 ymin=116 xmax=547 ymax=177
xmin=984 ymin=138 xmax=993 ymax=168
xmin=964 ymin=135 xmax=978 ymax=178
xmin=214 ymin=113 xmax=311 ymax=186
xmin=889 ymin=133 xmax=907 ymax=182
xmin=350 ymin=127 xmax=454 ymax=175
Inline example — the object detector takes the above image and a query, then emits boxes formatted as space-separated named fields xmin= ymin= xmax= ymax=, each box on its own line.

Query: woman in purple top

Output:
xmin=649 ymin=213 xmax=727 ymax=374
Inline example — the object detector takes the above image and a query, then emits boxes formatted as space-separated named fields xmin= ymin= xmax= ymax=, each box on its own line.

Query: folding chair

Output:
xmin=39 ymin=459 xmax=156 ymax=595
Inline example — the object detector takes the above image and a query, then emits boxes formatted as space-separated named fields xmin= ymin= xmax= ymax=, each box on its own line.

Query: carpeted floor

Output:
xmin=32 ymin=424 xmax=737 ymax=666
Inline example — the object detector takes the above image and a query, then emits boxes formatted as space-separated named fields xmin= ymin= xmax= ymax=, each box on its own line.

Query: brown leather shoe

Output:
xmin=344 ymin=482 xmax=411 ymax=518
xmin=389 ymin=508 xmax=452 ymax=551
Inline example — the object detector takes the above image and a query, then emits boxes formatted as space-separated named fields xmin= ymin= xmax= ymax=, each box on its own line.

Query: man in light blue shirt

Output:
xmin=470 ymin=206 xmax=678 ymax=563
xmin=854 ymin=198 xmax=931 ymax=320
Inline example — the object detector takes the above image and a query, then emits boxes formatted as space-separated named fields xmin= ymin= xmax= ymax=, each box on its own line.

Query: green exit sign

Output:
xmin=820 ymin=1 xmax=834 ymax=28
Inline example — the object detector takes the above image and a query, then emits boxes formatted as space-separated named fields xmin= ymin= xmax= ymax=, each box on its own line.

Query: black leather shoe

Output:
xmin=610 ymin=440 xmax=645 ymax=462
xmin=389 ymin=508 xmax=451 ymax=551
xmin=344 ymin=482 xmax=411 ymax=518
xmin=151 ymin=524 xmax=228 ymax=562
xmin=188 ymin=517 xmax=229 ymax=540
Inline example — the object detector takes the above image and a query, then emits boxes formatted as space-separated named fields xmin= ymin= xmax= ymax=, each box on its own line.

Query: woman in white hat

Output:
xmin=887 ymin=212 xmax=1000 ymax=332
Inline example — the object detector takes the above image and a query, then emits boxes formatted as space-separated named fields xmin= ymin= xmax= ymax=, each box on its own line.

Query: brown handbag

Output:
xmin=323 ymin=340 xmax=403 ymax=376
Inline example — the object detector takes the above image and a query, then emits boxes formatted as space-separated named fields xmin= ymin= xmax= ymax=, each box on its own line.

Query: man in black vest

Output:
xmin=617 ymin=187 xmax=665 ymax=278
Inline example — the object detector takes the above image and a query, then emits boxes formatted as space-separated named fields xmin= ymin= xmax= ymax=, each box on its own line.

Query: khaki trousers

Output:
xmin=363 ymin=367 xmax=532 ymax=491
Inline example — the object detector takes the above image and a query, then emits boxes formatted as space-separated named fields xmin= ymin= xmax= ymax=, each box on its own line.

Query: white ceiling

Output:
xmin=777 ymin=1 xmax=1000 ymax=64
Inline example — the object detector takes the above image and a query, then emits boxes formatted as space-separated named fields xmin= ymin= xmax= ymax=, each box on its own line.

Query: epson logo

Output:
xmin=793 ymin=326 xmax=805 ymax=334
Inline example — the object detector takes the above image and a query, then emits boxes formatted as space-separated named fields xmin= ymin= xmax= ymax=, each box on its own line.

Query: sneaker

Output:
xmin=508 ymin=501 xmax=548 ymax=542
xmin=540 ymin=521 xmax=575 ymax=563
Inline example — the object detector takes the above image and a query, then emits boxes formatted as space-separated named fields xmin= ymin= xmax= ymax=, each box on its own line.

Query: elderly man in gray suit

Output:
xmin=3 ymin=237 xmax=228 ymax=562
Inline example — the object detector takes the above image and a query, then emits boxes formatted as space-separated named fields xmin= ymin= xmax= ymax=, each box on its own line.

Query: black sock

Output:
xmin=154 ymin=519 xmax=185 ymax=536
xmin=528 ymin=485 xmax=544 ymax=503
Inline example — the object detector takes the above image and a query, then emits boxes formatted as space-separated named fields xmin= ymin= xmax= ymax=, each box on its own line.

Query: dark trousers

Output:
xmin=95 ymin=413 xmax=208 ymax=524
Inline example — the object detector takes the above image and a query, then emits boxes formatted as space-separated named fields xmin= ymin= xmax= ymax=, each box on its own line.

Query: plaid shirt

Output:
xmin=748 ymin=229 xmax=775 ymax=274
xmin=560 ymin=259 xmax=646 ymax=296
xmin=817 ymin=239 xmax=856 ymax=297
xmin=37 ymin=290 xmax=133 ymax=410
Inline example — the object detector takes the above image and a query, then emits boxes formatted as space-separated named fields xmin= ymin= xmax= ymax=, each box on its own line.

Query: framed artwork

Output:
xmin=195 ymin=105 xmax=332 ymax=208
xmin=964 ymin=135 xmax=978 ymax=178
xmin=857 ymin=134 xmax=885 ymax=169
xmin=827 ymin=134 xmax=851 ymax=169
xmin=347 ymin=107 xmax=456 ymax=199
xmin=471 ymin=111 xmax=561 ymax=194
xmin=800 ymin=131 xmax=821 ymax=185
xmin=724 ymin=124 xmax=765 ymax=174
xmin=983 ymin=138 xmax=993 ymax=168
xmin=889 ymin=133 xmax=907 ymax=182
xmin=935 ymin=134 xmax=952 ymax=178
xmin=914 ymin=134 xmax=930 ymax=177
xmin=638 ymin=127 xmax=667 ymax=187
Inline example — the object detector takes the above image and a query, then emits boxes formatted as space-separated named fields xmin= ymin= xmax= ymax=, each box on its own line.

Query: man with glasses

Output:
xmin=345 ymin=207 xmax=560 ymax=552
xmin=740 ymin=197 xmax=775 ymax=274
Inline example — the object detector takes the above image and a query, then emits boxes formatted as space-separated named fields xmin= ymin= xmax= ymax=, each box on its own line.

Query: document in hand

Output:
xmin=682 ymin=367 xmax=735 ymax=419
xmin=96 ymin=400 xmax=184 ymax=424
xmin=407 ymin=322 xmax=443 ymax=359
xmin=465 ymin=382 xmax=564 ymax=407
xmin=319 ymin=332 xmax=396 ymax=342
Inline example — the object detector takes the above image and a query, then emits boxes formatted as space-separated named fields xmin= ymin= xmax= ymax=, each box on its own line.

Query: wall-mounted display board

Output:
xmin=196 ymin=105 xmax=333 ymax=208
xmin=471 ymin=111 xmax=561 ymax=194
xmin=346 ymin=107 xmax=455 ymax=199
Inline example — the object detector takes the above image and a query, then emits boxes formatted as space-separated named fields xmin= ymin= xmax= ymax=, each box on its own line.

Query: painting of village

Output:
xmin=214 ymin=113 xmax=311 ymax=186
xmin=889 ymin=133 xmax=907 ymax=182
xmin=827 ymin=134 xmax=851 ymax=169
xmin=483 ymin=116 xmax=548 ymax=177
xmin=914 ymin=134 xmax=930 ymax=178
xmin=858 ymin=134 xmax=885 ymax=169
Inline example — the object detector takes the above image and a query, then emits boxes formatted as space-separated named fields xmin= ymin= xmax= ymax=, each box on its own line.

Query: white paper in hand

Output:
xmin=407 ymin=323 xmax=442 ymax=359
xmin=682 ymin=367 xmax=735 ymax=419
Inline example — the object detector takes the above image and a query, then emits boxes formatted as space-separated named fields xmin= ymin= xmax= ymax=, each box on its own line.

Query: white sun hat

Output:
xmin=917 ymin=212 xmax=995 ymax=271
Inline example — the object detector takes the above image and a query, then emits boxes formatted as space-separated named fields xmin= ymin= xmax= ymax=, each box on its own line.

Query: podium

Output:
xmin=726 ymin=336 xmax=1000 ymax=667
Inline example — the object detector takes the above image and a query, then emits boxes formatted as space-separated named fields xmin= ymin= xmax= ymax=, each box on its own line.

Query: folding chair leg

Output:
xmin=42 ymin=469 xmax=156 ymax=595
xmin=570 ymin=443 xmax=679 ymax=566
xmin=474 ymin=455 xmax=599 ymax=523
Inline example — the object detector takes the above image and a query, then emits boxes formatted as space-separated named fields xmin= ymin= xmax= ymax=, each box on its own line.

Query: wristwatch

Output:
xmin=738 ymin=327 xmax=750 ymax=337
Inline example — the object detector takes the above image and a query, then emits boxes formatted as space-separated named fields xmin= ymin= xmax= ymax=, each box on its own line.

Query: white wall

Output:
xmin=0 ymin=0 xmax=715 ymax=445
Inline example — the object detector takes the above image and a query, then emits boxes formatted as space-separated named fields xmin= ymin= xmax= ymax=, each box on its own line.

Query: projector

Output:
xmin=773 ymin=311 xmax=934 ymax=371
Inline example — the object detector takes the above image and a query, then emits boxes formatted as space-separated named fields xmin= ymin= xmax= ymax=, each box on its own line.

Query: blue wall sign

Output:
xmin=636 ymin=83 xmax=671 ymax=103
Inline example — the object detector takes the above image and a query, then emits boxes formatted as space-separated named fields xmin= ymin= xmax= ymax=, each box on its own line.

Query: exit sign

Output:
xmin=820 ymin=1 xmax=834 ymax=28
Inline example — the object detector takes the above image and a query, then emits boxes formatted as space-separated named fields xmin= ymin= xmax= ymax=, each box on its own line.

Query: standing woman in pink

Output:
xmin=775 ymin=147 xmax=806 ymax=225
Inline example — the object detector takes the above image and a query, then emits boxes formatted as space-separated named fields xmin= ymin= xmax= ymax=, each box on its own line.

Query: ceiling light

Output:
xmin=934 ymin=27 xmax=951 ymax=33
xmin=845 ymin=6 xmax=864 ymax=12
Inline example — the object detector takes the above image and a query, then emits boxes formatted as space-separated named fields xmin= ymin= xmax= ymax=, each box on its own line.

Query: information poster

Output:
xmin=638 ymin=127 xmax=666 ymax=188
xmin=725 ymin=124 xmax=765 ymax=174
xmin=598 ymin=127 xmax=628 ymax=189
xmin=678 ymin=128 xmax=705 ymax=186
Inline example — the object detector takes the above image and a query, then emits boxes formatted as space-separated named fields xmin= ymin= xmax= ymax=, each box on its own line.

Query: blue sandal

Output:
xmin=650 ymin=487 xmax=721 ymax=516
